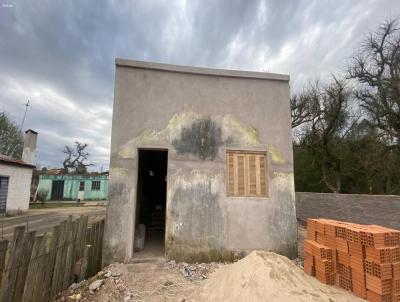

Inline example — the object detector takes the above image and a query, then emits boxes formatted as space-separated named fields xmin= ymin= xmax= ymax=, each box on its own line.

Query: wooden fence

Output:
xmin=0 ymin=215 xmax=105 ymax=302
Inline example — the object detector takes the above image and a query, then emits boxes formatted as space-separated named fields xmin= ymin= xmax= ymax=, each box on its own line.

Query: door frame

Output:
xmin=134 ymin=148 xmax=169 ymax=257
xmin=51 ymin=180 xmax=65 ymax=200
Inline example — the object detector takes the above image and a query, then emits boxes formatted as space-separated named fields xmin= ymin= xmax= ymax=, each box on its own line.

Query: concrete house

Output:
xmin=37 ymin=174 xmax=108 ymax=201
xmin=103 ymin=59 xmax=297 ymax=264
xmin=0 ymin=129 xmax=38 ymax=214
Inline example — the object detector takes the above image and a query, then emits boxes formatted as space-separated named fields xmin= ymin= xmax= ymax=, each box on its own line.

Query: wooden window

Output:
xmin=226 ymin=150 xmax=268 ymax=197
xmin=79 ymin=181 xmax=85 ymax=191
xmin=91 ymin=181 xmax=100 ymax=191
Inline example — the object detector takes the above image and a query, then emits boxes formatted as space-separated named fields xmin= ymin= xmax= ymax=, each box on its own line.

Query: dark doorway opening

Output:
xmin=135 ymin=149 xmax=168 ymax=259
xmin=51 ymin=180 xmax=64 ymax=200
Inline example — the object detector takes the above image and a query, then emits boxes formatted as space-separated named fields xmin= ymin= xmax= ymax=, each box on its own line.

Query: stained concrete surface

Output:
xmin=132 ymin=230 xmax=165 ymax=263
xmin=0 ymin=206 xmax=106 ymax=240
xmin=134 ymin=223 xmax=307 ymax=263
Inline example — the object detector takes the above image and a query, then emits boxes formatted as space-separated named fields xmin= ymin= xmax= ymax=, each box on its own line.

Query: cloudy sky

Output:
xmin=0 ymin=0 xmax=398 ymax=170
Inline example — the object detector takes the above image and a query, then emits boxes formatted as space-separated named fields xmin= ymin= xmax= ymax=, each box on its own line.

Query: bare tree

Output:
xmin=290 ymin=83 xmax=321 ymax=128
xmin=62 ymin=142 xmax=93 ymax=174
xmin=302 ymin=77 xmax=358 ymax=192
xmin=349 ymin=18 xmax=400 ymax=145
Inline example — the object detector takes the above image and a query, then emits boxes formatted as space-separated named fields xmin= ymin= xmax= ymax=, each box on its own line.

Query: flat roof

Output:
xmin=115 ymin=58 xmax=290 ymax=82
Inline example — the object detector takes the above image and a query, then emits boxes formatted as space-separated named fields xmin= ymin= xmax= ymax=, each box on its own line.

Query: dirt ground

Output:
xmin=55 ymin=261 xmax=216 ymax=302
xmin=55 ymin=227 xmax=362 ymax=302
xmin=55 ymin=258 xmax=363 ymax=302
xmin=54 ymin=221 xmax=361 ymax=302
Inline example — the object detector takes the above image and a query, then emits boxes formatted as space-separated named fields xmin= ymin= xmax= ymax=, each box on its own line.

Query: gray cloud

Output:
xmin=0 ymin=0 xmax=398 ymax=170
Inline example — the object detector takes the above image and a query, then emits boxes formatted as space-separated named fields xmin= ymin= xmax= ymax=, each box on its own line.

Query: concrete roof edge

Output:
xmin=115 ymin=58 xmax=290 ymax=82
xmin=0 ymin=159 xmax=35 ymax=169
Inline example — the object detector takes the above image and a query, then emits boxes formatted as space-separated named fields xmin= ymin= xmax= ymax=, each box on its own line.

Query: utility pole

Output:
xmin=5 ymin=100 xmax=31 ymax=156
xmin=20 ymin=100 xmax=30 ymax=132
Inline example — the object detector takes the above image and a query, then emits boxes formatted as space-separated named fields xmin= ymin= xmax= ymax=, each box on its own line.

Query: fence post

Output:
xmin=68 ymin=219 xmax=78 ymax=284
xmin=22 ymin=235 xmax=44 ymax=302
xmin=58 ymin=216 xmax=72 ymax=290
xmin=79 ymin=216 xmax=88 ymax=259
xmin=96 ymin=220 xmax=105 ymax=271
xmin=85 ymin=227 xmax=92 ymax=278
xmin=73 ymin=215 xmax=86 ymax=281
xmin=91 ymin=222 xmax=99 ymax=277
xmin=12 ymin=230 xmax=36 ymax=302
xmin=0 ymin=240 xmax=8 ymax=286
xmin=79 ymin=245 xmax=91 ymax=282
xmin=32 ymin=233 xmax=47 ymax=302
xmin=41 ymin=225 xmax=60 ymax=301
xmin=74 ymin=216 xmax=83 ymax=262
xmin=50 ymin=220 xmax=67 ymax=297
xmin=0 ymin=226 xmax=25 ymax=302
xmin=63 ymin=218 xmax=75 ymax=289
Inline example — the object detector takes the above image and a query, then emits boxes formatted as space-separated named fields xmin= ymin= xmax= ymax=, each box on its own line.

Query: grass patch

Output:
xmin=29 ymin=202 xmax=84 ymax=209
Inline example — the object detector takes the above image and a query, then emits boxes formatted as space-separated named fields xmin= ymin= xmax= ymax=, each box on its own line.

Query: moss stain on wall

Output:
xmin=119 ymin=109 xmax=264 ymax=159
xmin=268 ymin=144 xmax=286 ymax=164
xmin=222 ymin=114 xmax=260 ymax=147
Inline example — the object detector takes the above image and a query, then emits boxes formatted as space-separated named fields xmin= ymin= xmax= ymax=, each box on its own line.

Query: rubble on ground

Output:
xmin=53 ymin=253 xmax=361 ymax=302
xmin=52 ymin=262 xmax=129 ymax=301
xmin=88 ymin=279 xmax=104 ymax=293
xmin=292 ymin=257 xmax=304 ymax=268
xmin=164 ymin=260 xmax=220 ymax=280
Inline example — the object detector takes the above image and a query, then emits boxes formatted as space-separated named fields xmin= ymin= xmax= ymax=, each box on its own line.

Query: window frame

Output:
xmin=226 ymin=149 xmax=269 ymax=198
xmin=91 ymin=180 xmax=101 ymax=191
xmin=79 ymin=181 xmax=85 ymax=191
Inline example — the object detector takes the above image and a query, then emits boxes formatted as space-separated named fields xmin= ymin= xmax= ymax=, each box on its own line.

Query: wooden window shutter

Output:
xmin=237 ymin=154 xmax=246 ymax=196
xmin=248 ymin=155 xmax=257 ymax=195
xmin=227 ymin=152 xmax=235 ymax=196
xmin=259 ymin=155 xmax=267 ymax=196
xmin=226 ymin=150 xmax=268 ymax=197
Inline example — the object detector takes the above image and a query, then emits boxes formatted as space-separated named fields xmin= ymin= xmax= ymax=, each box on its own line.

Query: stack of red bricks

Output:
xmin=304 ymin=218 xmax=400 ymax=302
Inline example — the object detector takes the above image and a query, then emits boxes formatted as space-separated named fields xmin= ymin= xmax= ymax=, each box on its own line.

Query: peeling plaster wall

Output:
xmin=103 ymin=60 xmax=296 ymax=264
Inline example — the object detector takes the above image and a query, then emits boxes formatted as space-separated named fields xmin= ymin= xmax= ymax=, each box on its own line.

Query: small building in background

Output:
xmin=37 ymin=174 xmax=108 ymax=201
xmin=0 ymin=129 xmax=38 ymax=214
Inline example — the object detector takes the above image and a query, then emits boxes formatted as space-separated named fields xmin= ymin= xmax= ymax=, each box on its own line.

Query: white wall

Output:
xmin=0 ymin=163 xmax=33 ymax=214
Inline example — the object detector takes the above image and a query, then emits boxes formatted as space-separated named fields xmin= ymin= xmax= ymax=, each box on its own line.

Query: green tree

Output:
xmin=0 ymin=111 xmax=23 ymax=159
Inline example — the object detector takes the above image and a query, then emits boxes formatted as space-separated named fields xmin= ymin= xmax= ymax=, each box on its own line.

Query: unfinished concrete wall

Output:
xmin=103 ymin=59 xmax=296 ymax=264
xmin=296 ymin=192 xmax=400 ymax=230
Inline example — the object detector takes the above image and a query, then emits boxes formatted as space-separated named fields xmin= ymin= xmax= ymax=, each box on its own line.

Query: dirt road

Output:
xmin=0 ymin=206 xmax=106 ymax=240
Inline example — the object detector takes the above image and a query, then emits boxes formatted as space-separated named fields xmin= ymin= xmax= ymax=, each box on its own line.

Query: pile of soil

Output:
xmin=199 ymin=251 xmax=363 ymax=302
xmin=54 ymin=251 xmax=364 ymax=301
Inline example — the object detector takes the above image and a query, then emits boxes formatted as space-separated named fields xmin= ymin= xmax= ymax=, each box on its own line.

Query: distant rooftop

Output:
xmin=0 ymin=154 xmax=35 ymax=169
xmin=115 ymin=58 xmax=290 ymax=82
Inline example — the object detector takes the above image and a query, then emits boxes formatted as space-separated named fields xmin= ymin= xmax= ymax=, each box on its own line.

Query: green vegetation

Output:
xmin=0 ymin=111 xmax=24 ymax=159
xmin=292 ymin=19 xmax=400 ymax=194
xmin=29 ymin=202 xmax=84 ymax=209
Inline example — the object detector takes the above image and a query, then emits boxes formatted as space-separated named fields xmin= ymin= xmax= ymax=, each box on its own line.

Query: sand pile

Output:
xmin=200 ymin=251 xmax=363 ymax=302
